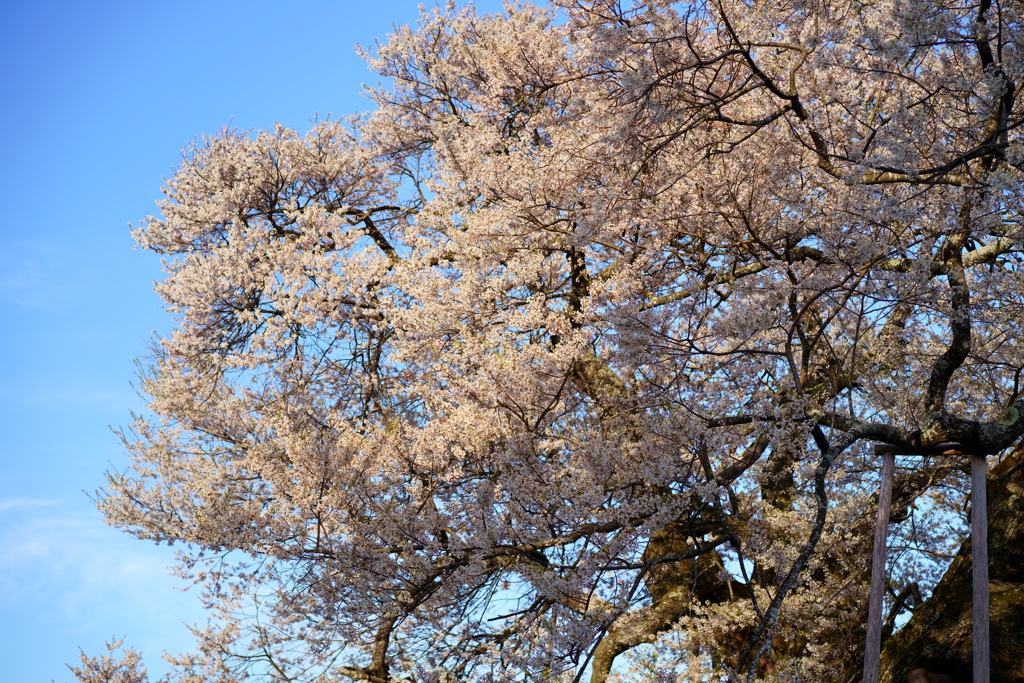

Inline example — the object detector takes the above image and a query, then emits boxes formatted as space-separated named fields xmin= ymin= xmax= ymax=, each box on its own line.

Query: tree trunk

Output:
xmin=878 ymin=450 xmax=1024 ymax=682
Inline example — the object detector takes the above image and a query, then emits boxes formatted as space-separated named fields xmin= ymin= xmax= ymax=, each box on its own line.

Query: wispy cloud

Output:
xmin=0 ymin=384 xmax=138 ymax=411
xmin=0 ymin=497 xmax=58 ymax=513
xmin=0 ymin=240 xmax=91 ymax=309
xmin=0 ymin=503 xmax=204 ymax=682
xmin=0 ymin=504 xmax=201 ymax=620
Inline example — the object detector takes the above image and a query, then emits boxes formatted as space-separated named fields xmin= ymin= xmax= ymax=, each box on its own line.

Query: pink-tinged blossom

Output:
xmin=89 ymin=1 xmax=1024 ymax=681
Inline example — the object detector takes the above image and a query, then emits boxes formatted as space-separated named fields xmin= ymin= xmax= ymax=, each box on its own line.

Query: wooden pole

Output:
xmin=863 ymin=449 xmax=896 ymax=683
xmin=861 ymin=444 xmax=986 ymax=680
xmin=972 ymin=452 xmax=990 ymax=683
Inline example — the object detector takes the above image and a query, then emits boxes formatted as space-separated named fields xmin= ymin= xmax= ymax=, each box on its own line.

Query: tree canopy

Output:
xmin=84 ymin=0 xmax=1024 ymax=681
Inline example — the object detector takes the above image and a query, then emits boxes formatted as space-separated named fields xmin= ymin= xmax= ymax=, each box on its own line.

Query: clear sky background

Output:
xmin=0 ymin=2 xmax=500 ymax=680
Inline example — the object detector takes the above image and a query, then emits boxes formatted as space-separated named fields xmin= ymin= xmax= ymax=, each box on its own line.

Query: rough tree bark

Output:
xmin=585 ymin=445 xmax=1024 ymax=682
xmin=878 ymin=448 xmax=1024 ymax=683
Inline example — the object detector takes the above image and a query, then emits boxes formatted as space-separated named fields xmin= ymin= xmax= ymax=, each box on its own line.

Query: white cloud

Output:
xmin=0 ymin=497 xmax=57 ymax=513
xmin=0 ymin=502 xmax=205 ymax=673
xmin=0 ymin=384 xmax=136 ymax=411
xmin=0 ymin=508 xmax=180 ymax=612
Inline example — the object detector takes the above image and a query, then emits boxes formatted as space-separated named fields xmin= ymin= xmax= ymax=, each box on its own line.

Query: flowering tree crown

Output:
xmin=93 ymin=1 xmax=1024 ymax=681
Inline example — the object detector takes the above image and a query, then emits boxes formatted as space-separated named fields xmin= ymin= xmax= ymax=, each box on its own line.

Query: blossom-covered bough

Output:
xmin=85 ymin=1 xmax=1024 ymax=681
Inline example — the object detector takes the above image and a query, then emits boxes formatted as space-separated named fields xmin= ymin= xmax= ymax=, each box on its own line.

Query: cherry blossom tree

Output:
xmin=69 ymin=640 xmax=150 ymax=683
xmin=90 ymin=0 xmax=1024 ymax=681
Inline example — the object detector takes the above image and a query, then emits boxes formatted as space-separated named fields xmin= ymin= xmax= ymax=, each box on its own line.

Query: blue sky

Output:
xmin=0 ymin=2 xmax=500 ymax=680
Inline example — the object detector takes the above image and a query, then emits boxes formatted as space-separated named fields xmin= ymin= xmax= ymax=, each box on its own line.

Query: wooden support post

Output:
xmin=861 ymin=443 xmax=988 ymax=681
xmin=863 ymin=449 xmax=896 ymax=683
xmin=972 ymin=452 xmax=989 ymax=683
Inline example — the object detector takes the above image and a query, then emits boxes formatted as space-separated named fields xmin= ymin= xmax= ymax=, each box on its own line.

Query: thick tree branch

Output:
xmin=924 ymin=224 xmax=972 ymax=415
